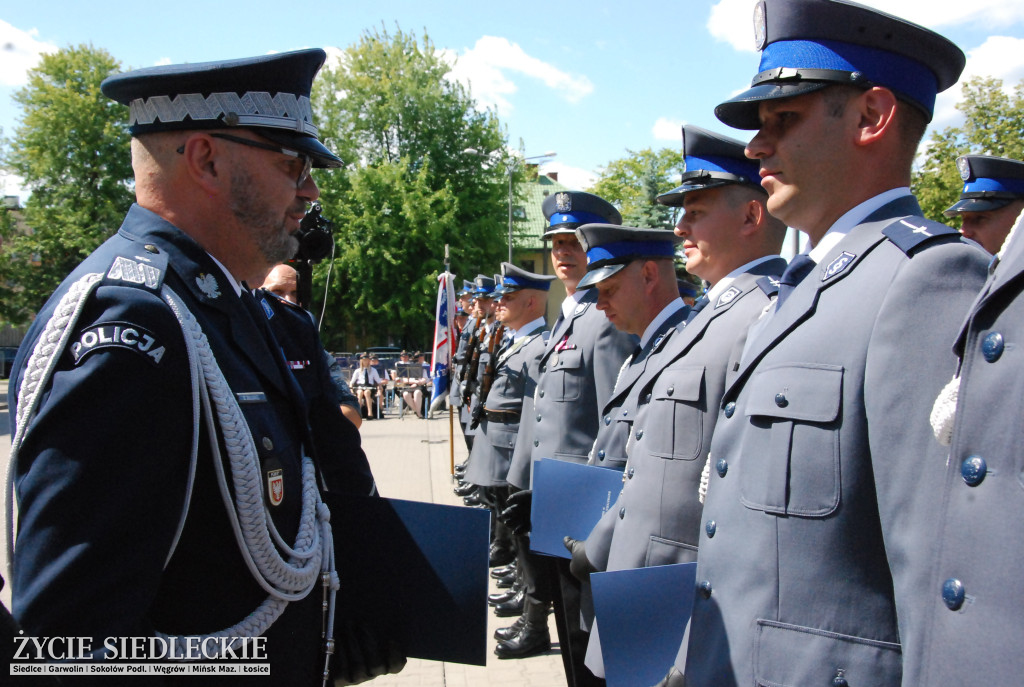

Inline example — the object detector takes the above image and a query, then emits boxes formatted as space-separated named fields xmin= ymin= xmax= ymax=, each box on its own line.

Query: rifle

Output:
xmin=472 ymin=322 xmax=505 ymax=427
xmin=461 ymin=319 xmax=486 ymax=405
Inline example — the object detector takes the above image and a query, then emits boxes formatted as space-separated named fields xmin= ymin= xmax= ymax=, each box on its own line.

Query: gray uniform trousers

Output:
xmin=681 ymin=196 xmax=989 ymax=687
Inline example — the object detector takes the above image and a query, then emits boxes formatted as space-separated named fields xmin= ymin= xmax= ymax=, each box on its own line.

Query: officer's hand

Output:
xmin=651 ymin=665 xmax=686 ymax=687
xmin=563 ymin=536 xmax=596 ymax=582
xmin=469 ymin=405 xmax=483 ymax=430
xmin=498 ymin=489 xmax=532 ymax=535
xmin=332 ymin=617 xmax=407 ymax=685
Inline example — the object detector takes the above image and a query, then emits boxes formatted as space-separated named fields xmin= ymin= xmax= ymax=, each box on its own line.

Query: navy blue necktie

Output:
xmin=776 ymin=254 xmax=817 ymax=308
xmin=685 ymin=295 xmax=710 ymax=324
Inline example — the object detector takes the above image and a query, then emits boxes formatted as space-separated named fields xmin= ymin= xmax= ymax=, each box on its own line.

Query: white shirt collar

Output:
xmin=808 ymin=187 xmax=912 ymax=263
xmin=705 ymin=255 xmax=783 ymax=302
xmin=513 ymin=317 xmax=547 ymax=341
xmin=206 ymin=252 xmax=244 ymax=297
xmin=561 ymin=289 xmax=585 ymax=318
xmin=639 ymin=298 xmax=686 ymax=350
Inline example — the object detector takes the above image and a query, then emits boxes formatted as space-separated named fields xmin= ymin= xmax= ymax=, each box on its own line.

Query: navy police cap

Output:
xmin=945 ymin=155 xmax=1024 ymax=216
xmin=498 ymin=262 xmax=557 ymax=294
xmin=716 ymin=0 xmax=966 ymax=130
xmin=657 ymin=125 xmax=765 ymax=206
xmin=542 ymin=191 xmax=622 ymax=238
xmin=474 ymin=274 xmax=496 ymax=297
xmin=677 ymin=279 xmax=700 ymax=299
xmin=101 ymin=49 xmax=342 ymax=168
xmin=457 ymin=280 xmax=475 ymax=297
xmin=575 ymin=225 xmax=683 ymax=290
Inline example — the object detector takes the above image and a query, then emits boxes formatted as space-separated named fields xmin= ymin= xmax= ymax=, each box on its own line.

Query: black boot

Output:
xmin=488 ymin=582 xmax=522 ymax=606
xmin=488 ymin=543 xmax=516 ymax=568
xmin=493 ymin=615 xmax=526 ymax=642
xmin=494 ymin=619 xmax=550 ymax=659
xmin=492 ymin=586 xmax=525 ymax=617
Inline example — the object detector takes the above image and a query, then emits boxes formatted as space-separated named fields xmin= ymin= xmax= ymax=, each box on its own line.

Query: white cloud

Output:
xmin=542 ymin=161 xmax=597 ymax=191
xmin=653 ymin=117 xmax=686 ymax=142
xmin=708 ymin=0 xmax=1024 ymax=54
xmin=445 ymin=36 xmax=593 ymax=116
xmin=933 ymin=35 xmax=1024 ymax=128
xmin=154 ymin=57 xmax=173 ymax=67
xmin=0 ymin=20 xmax=57 ymax=87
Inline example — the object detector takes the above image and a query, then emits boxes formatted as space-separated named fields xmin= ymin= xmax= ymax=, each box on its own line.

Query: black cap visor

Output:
xmin=577 ymin=263 xmax=627 ymax=290
xmin=715 ymin=80 xmax=832 ymax=130
xmin=259 ymin=129 xmax=343 ymax=169
xmin=943 ymin=196 xmax=1015 ymax=217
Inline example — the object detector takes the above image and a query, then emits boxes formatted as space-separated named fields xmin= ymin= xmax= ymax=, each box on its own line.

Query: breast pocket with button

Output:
xmin=549 ymin=348 xmax=584 ymax=402
xmin=738 ymin=363 xmax=843 ymax=517
xmin=647 ymin=363 xmax=705 ymax=461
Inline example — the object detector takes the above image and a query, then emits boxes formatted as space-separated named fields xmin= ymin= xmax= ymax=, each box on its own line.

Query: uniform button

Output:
xmin=618 ymin=507 xmax=625 ymax=519
xmin=667 ymin=385 xmax=675 ymax=396
xmin=628 ymin=467 xmax=635 ymax=479
xmin=262 ymin=437 xmax=274 ymax=451
xmin=597 ymin=450 xmax=606 ymax=460
xmin=644 ymin=394 xmax=652 ymax=403
xmin=604 ymin=416 xmax=611 ymax=426
xmin=716 ymin=459 xmax=728 ymax=478
xmin=533 ymin=440 xmax=539 ymax=447
xmin=982 ymin=332 xmax=1004 ymax=363
xmin=705 ymin=520 xmax=716 ymax=538
xmin=539 ymin=389 xmax=545 ymax=398
xmin=697 ymin=580 xmax=712 ymax=599
xmin=144 ymin=244 xmax=159 ymax=253
xmin=536 ymin=414 xmax=542 ymax=422
xmin=724 ymin=402 xmax=735 ymax=418
xmin=774 ymin=393 xmax=788 ymax=408
xmin=833 ymin=671 xmax=849 ymax=687
xmin=942 ymin=578 xmax=965 ymax=610
xmin=622 ymin=408 xmax=629 ymax=417
xmin=635 ymin=429 xmax=644 ymax=440
xmin=961 ymin=455 xmax=987 ymax=486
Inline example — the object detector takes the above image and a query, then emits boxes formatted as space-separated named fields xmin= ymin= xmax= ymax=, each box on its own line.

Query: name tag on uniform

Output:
xmin=236 ymin=392 xmax=267 ymax=404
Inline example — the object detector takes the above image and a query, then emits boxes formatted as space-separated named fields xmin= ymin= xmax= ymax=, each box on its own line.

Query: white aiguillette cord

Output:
xmin=930 ymin=207 xmax=1024 ymax=447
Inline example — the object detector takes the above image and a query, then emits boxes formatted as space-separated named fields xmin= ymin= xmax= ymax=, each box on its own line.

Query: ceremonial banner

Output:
xmin=430 ymin=271 xmax=456 ymax=410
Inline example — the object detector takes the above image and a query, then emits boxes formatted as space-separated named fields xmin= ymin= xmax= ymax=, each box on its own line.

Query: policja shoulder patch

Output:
xmin=69 ymin=321 xmax=167 ymax=366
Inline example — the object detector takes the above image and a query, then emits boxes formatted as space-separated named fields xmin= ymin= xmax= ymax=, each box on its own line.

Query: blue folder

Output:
xmin=529 ymin=458 xmax=623 ymax=558
xmin=324 ymin=493 xmax=491 ymax=665
xmin=590 ymin=562 xmax=697 ymax=687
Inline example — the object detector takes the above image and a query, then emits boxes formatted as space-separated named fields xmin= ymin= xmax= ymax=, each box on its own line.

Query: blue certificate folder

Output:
xmin=324 ymin=493 xmax=490 ymax=665
xmin=530 ymin=458 xmax=623 ymax=558
xmin=591 ymin=563 xmax=697 ymax=687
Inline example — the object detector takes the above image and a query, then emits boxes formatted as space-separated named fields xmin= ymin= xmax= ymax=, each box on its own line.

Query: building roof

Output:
xmin=515 ymin=170 xmax=570 ymax=252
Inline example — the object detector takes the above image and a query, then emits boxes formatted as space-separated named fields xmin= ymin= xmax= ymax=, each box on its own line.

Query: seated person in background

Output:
xmin=350 ymin=353 xmax=383 ymax=419
xmin=392 ymin=350 xmax=428 ymax=418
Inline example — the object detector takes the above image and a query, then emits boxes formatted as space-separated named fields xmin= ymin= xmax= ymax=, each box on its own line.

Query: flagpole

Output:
xmin=445 ymin=244 xmax=455 ymax=476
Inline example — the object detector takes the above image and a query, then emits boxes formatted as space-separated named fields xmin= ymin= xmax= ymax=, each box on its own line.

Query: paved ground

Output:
xmin=0 ymin=380 xmax=568 ymax=685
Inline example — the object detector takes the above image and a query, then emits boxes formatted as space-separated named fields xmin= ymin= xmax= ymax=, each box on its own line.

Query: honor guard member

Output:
xmin=944 ymin=155 xmax=1024 ymax=254
xmin=919 ymin=196 xmax=1024 ymax=683
xmin=566 ymin=126 xmax=788 ymax=683
xmin=7 ymin=50 xmax=401 ymax=684
xmin=450 ymin=279 xmax=478 ymax=462
xmin=679 ymin=3 xmax=989 ymax=686
xmin=500 ymin=191 xmax=635 ymax=687
xmin=454 ymin=275 xmax=496 ymax=494
xmin=579 ymin=225 xmax=688 ymax=472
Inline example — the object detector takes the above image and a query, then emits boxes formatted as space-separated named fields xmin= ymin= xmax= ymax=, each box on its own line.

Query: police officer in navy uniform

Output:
xmin=944 ymin=155 xmax=1024 ymax=254
xmin=918 ymin=187 xmax=1024 ymax=684
xmin=7 ymin=50 xmax=399 ymax=684
xmin=679 ymin=3 xmax=988 ymax=686
xmin=500 ymin=191 xmax=635 ymax=687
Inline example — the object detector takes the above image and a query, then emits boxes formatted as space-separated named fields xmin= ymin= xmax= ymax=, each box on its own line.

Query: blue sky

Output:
xmin=3 ymin=0 xmax=1024 ymax=201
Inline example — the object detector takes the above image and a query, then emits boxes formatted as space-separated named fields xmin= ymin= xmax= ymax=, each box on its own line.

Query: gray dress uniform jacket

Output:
xmin=682 ymin=196 xmax=988 ymax=687
xmin=586 ymin=259 xmax=786 ymax=576
xmin=515 ymin=289 xmax=636 ymax=481
xmin=913 ymin=221 xmax=1024 ymax=686
xmin=587 ymin=303 xmax=690 ymax=471
xmin=464 ymin=322 xmax=548 ymax=487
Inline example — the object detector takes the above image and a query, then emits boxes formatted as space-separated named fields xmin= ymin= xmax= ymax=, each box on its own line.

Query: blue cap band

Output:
xmin=587 ymin=240 xmax=677 ymax=266
xmin=963 ymin=176 xmax=1024 ymax=196
xmin=759 ymin=38 xmax=939 ymax=115
xmin=686 ymin=153 xmax=760 ymax=183
xmin=502 ymin=275 xmax=552 ymax=291
xmin=549 ymin=210 xmax=614 ymax=227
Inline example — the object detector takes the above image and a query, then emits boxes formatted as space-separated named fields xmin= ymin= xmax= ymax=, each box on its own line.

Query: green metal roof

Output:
xmin=514 ymin=171 xmax=570 ymax=252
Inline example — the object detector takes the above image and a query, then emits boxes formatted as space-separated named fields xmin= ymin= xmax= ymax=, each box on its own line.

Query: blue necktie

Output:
xmin=685 ymin=295 xmax=710 ymax=324
xmin=776 ymin=254 xmax=817 ymax=308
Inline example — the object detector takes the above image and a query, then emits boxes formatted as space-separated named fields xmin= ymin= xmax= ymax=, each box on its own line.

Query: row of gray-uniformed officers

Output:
xmin=443 ymin=4 xmax=1024 ymax=685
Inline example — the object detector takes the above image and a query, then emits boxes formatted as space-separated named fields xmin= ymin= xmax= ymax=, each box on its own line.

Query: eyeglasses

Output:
xmin=177 ymin=133 xmax=313 ymax=188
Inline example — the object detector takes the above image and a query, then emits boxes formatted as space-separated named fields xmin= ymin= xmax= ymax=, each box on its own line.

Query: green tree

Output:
xmin=311 ymin=26 xmax=510 ymax=348
xmin=590 ymin=147 xmax=686 ymax=230
xmin=913 ymin=76 xmax=1024 ymax=222
xmin=0 ymin=44 xmax=133 ymax=326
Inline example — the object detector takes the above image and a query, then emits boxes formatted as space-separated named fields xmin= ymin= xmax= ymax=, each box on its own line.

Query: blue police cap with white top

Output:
xmin=575 ymin=225 xmax=683 ymax=290
xmin=496 ymin=262 xmax=557 ymax=295
xmin=101 ymin=49 xmax=342 ymax=168
xmin=677 ymin=279 xmax=700 ymax=299
xmin=945 ymin=155 xmax=1024 ymax=217
xmin=657 ymin=125 xmax=765 ymax=206
xmin=715 ymin=0 xmax=966 ymax=130
xmin=474 ymin=274 xmax=496 ymax=298
xmin=541 ymin=191 xmax=622 ymax=238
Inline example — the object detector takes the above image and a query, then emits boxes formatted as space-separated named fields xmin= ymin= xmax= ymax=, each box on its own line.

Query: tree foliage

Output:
xmin=0 ymin=44 xmax=133 ymax=325
xmin=589 ymin=147 xmax=686 ymax=230
xmin=311 ymin=26 xmax=510 ymax=349
xmin=913 ymin=76 xmax=1024 ymax=222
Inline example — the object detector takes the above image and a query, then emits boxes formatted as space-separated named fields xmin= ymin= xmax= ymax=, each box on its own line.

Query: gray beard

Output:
xmin=229 ymin=168 xmax=299 ymax=267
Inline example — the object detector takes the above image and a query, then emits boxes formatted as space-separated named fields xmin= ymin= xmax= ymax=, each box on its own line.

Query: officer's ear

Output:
xmin=177 ymin=133 xmax=227 ymax=196
xmin=853 ymin=86 xmax=899 ymax=149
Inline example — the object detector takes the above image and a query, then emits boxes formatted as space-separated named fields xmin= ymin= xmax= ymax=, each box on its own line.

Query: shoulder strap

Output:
xmin=882 ymin=216 xmax=960 ymax=256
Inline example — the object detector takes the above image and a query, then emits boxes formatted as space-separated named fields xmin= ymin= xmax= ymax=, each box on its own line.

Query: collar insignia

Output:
xmin=823 ymin=251 xmax=856 ymax=280
xmin=716 ymin=286 xmax=741 ymax=307
xmin=196 ymin=273 xmax=221 ymax=299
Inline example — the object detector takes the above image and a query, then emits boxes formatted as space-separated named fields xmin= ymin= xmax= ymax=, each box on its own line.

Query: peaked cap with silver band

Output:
xmin=495 ymin=262 xmax=557 ymax=295
xmin=541 ymin=191 xmax=622 ymax=238
xmin=716 ymin=0 xmax=966 ymax=130
xmin=945 ymin=155 xmax=1024 ymax=217
xmin=474 ymin=274 xmax=496 ymax=298
xmin=575 ymin=224 xmax=683 ymax=290
xmin=101 ymin=49 xmax=342 ymax=168
xmin=657 ymin=125 xmax=765 ymax=206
